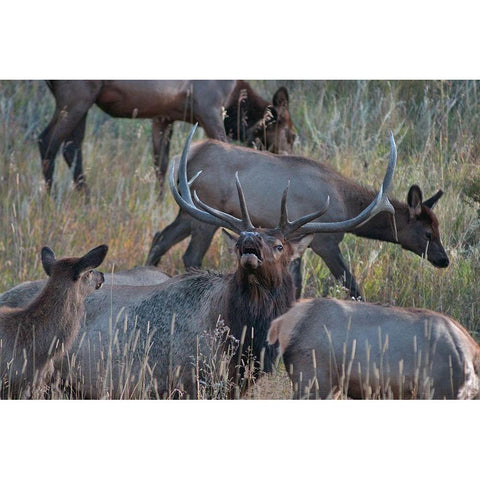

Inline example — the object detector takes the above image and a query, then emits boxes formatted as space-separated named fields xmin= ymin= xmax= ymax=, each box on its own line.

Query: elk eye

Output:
xmin=426 ymin=232 xmax=432 ymax=240
xmin=274 ymin=244 xmax=284 ymax=252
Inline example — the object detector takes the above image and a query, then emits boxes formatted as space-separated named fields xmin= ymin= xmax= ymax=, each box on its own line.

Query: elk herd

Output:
xmin=0 ymin=80 xmax=478 ymax=400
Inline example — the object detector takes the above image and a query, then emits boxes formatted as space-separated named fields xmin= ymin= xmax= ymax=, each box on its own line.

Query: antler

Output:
xmin=171 ymin=125 xmax=397 ymax=238
xmin=281 ymin=131 xmax=396 ymax=238
xmin=169 ymin=124 xmax=255 ymax=234
xmin=278 ymin=181 xmax=331 ymax=237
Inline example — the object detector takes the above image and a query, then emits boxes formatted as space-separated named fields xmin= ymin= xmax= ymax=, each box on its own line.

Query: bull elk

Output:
xmin=39 ymin=80 xmax=294 ymax=197
xmin=268 ymin=298 xmax=480 ymax=399
xmin=146 ymin=137 xmax=448 ymax=299
xmin=0 ymin=244 xmax=107 ymax=398
xmin=1 ymin=126 xmax=395 ymax=399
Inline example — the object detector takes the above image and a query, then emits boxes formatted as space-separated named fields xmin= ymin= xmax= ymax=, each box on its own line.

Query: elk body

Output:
xmin=103 ymin=266 xmax=169 ymax=286
xmin=39 ymin=80 xmax=294 ymax=197
xmin=2 ymin=126 xmax=395 ymax=399
xmin=0 ymin=266 xmax=170 ymax=306
xmin=268 ymin=298 xmax=480 ymax=399
xmin=0 ymin=245 xmax=107 ymax=398
xmin=146 ymin=139 xmax=448 ymax=299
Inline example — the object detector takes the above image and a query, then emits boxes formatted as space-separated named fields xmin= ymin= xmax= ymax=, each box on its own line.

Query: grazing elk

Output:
xmin=0 ymin=244 xmax=107 ymax=398
xmin=268 ymin=298 xmax=480 ymax=399
xmin=146 ymin=137 xmax=448 ymax=299
xmin=2 ymin=126 xmax=395 ymax=399
xmin=39 ymin=80 xmax=294 ymax=197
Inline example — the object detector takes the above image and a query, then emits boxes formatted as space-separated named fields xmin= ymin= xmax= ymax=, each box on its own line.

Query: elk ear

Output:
xmin=289 ymin=234 xmax=314 ymax=260
xmin=41 ymin=247 xmax=56 ymax=277
xmin=407 ymin=185 xmax=423 ymax=219
xmin=74 ymin=244 xmax=108 ymax=280
xmin=272 ymin=86 xmax=289 ymax=109
xmin=423 ymin=189 xmax=444 ymax=209
xmin=221 ymin=229 xmax=239 ymax=252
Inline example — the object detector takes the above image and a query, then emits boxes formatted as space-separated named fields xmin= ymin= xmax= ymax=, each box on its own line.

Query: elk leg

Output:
xmin=182 ymin=222 xmax=218 ymax=268
xmin=62 ymin=113 xmax=89 ymax=196
xmin=195 ymin=105 xmax=228 ymax=142
xmin=152 ymin=117 xmax=173 ymax=199
xmin=39 ymin=82 xmax=100 ymax=193
xmin=288 ymin=257 xmax=303 ymax=300
xmin=309 ymin=235 xmax=363 ymax=299
xmin=145 ymin=212 xmax=192 ymax=266
xmin=199 ymin=115 xmax=228 ymax=142
xmin=39 ymin=109 xmax=77 ymax=192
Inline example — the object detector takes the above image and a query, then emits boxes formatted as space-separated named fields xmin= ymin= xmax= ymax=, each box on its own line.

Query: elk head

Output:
xmin=246 ymin=87 xmax=296 ymax=154
xmin=41 ymin=245 xmax=108 ymax=298
xmin=397 ymin=185 xmax=449 ymax=268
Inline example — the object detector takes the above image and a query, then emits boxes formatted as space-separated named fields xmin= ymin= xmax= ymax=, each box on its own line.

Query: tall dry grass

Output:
xmin=0 ymin=80 xmax=478 ymax=398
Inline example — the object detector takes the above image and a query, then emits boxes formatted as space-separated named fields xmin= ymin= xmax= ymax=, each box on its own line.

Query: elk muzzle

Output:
xmin=237 ymin=232 xmax=263 ymax=270
xmin=428 ymin=253 xmax=450 ymax=268
xmin=426 ymin=240 xmax=449 ymax=268
xmin=94 ymin=271 xmax=105 ymax=289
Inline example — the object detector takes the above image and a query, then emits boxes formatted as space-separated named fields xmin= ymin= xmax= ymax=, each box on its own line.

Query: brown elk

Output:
xmin=39 ymin=80 xmax=294 ymax=197
xmin=146 ymin=137 xmax=448 ymax=299
xmin=1 ymin=126 xmax=395 ymax=399
xmin=0 ymin=244 xmax=107 ymax=398
xmin=268 ymin=298 xmax=480 ymax=399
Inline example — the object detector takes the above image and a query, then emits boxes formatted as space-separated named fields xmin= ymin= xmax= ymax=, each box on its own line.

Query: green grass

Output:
xmin=0 ymin=80 xmax=479 ymax=398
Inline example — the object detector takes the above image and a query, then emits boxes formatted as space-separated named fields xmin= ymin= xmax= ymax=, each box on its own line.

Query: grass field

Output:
xmin=0 ymin=80 xmax=479 ymax=399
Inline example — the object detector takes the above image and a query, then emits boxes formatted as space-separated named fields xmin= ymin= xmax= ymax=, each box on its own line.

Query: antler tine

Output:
xmin=169 ymin=124 xmax=244 ymax=231
xmin=235 ymin=172 xmax=255 ymax=230
xmin=284 ymin=132 xmax=397 ymax=239
xmin=176 ymin=124 xmax=197 ymax=202
xmin=284 ymin=197 xmax=331 ymax=235
xmin=187 ymin=170 xmax=202 ymax=187
xmin=382 ymin=131 xmax=397 ymax=195
xmin=190 ymin=172 xmax=255 ymax=233
xmin=348 ymin=131 xmax=396 ymax=229
xmin=192 ymin=190 xmax=246 ymax=233
xmin=279 ymin=181 xmax=330 ymax=233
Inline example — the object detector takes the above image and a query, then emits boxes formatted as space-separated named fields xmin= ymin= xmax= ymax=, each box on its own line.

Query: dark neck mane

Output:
xmin=225 ymin=270 xmax=295 ymax=374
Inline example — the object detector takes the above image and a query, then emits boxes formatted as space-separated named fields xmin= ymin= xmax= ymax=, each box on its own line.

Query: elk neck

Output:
xmin=22 ymin=279 xmax=83 ymax=346
xmin=344 ymin=185 xmax=408 ymax=244
xmin=223 ymin=267 xmax=296 ymax=373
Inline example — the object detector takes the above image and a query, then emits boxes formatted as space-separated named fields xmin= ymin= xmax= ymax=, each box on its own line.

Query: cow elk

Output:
xmin=39 ymin=80 xmax=294 ymax=197
xmin=146 ymin=136 xmax=448 ymax=299
xmin=268 ymin=298 xmax=480 ymax=399
xmin=0 ymin=244 xmax=107 ymax=398
xmin=1 ymin=126 xmax=395 ymax=399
